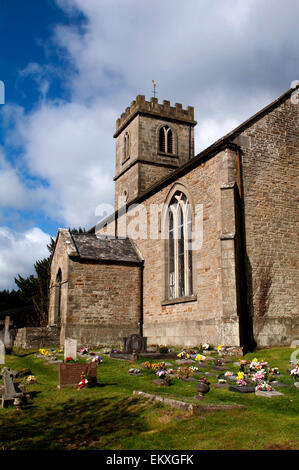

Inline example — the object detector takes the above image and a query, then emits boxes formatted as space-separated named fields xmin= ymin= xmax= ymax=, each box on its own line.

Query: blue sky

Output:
xmin=0 ymin=0 xmax=298 ymax=289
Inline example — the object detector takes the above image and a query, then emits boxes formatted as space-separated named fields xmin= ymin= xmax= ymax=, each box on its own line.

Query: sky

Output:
xmin=0 ymin=0 xmax=298 ymax=290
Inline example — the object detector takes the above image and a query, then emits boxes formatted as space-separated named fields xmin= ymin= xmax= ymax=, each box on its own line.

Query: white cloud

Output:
xmin=7 ymin=0 xmax=299 ymax=228
xmin=0 ymin=227 xmax=51 ymax=290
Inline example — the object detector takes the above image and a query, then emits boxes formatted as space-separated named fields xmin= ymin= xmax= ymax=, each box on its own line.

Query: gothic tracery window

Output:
xmin=159 ymin=125 xmax=173 ymax=154
xmin=167 ymin=192 xmax=193 ymax=299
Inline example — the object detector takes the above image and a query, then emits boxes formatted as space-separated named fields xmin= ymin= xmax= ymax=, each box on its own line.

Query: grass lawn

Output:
xmin=0 ymin=346 xmax=298 ymax=450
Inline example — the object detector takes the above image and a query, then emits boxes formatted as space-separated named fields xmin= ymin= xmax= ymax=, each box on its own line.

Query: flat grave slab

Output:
xmin=269 ymin=382 xmax=288 ymax=388
xmin=229 ymin=385 xmax=256 ymax=393
xmin=255 ymin=390 xmax=284 ymax=398
xmin=211 ymin=383 xmax=230 ymax=389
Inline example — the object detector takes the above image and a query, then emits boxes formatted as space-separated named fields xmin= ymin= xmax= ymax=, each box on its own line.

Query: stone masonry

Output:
xmin=49 ymin=87 xmax=299 ymax=349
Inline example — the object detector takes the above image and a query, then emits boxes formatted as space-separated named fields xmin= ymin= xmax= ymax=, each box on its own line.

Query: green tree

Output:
xmin=14 ymin=238 xmax=55 ymax=326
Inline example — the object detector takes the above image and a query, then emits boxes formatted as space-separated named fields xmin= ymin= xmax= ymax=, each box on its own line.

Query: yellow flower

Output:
xmin=236 ymin=372 xmax=244 ymax=381
xmin=217 ymin=344 xmax=223 ymax=351
xmin=195 ymin=354 xmax=206 ymax=362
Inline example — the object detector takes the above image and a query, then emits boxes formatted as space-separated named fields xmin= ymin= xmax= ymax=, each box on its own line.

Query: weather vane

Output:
xmin=152 ymin=80 xmax=157 ymax=98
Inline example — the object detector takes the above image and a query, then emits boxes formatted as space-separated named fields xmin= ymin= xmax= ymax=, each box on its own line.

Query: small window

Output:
xmin=55 ymin=268 xmax=62 ymax=324
xmin=159 ymin=125 xmax=173 ymax=154
xmin=123 ymin=132 xmax=130 ymax=162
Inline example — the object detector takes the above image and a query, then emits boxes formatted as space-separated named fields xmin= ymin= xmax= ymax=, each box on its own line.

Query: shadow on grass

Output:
xmin=0 ymin=395 xmax=150 ymax=450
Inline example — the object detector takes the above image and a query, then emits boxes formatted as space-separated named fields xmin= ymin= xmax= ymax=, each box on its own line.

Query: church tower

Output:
xmin=113 ymin=95 xmax=197 ymax=209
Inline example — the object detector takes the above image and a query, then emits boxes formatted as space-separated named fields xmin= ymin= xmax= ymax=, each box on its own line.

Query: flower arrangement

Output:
xmin=39 ymin=348 xmax=49 ymax=356
xmin=236 ymin=371 xmax=247 ymax=386
xmin=156 ymin=370 xmax=167 ymax=378
xmin=290 ymin=365 xmax=299 ymax=380
xmin=251 ymin=371 xmax=266 ymax=383
xmin=78 ymin=373 xmax=88 ymax=389
xmin=80 ymin=347 xmax=89 ymax=354
xmin=195 ymin=354 xmax=206 ymax=362
xmin=26 ymin=375 xmax=36 ymax=384
xmin=249 ymin=358 xmax=268 ymax=372
xmin=176 ymin=366 xmax=191 ymax=379
xmin=269 ymin=367 xmax=279 ymax=375
xmin=65 ymin=357 xmax=75 ymax=363
xmin=151 ymin=362 xmax=166 ymax=371
xmin=91 ymin=355 xmax=103 ymax=364
xmin=224 ymin=371 xmax=233 ymax=377
xmin=143 ymin=361 xmax=151 ymax=369
xmin=177 ymin=351 xmax=189 ymax=359
xmin=218 ymin=378 xmax=227 ymax=384
xmin=189 ymin=366 xmax=199 ymax=373
xmin=255 ymin=381 xmax=273 ymax=392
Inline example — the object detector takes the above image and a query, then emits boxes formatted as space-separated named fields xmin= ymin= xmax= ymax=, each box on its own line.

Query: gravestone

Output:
xmin=58 ymin=362 xmax=97 ymax=388
xmin=64 ymin=338 xmax=77 ymax=361
xmin=1 ymin=367 xmax=24 ymax=408
xmin=0 ymin=340 xmax=5 ymax=364
xmin=123 ymin=334 xmax=147 ymax=354
xmin=3 ymin=316 xmax=13 ymax=352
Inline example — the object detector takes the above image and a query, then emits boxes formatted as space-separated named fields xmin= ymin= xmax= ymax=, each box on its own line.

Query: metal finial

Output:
xmin=152 ymin=80 xmax=157 ymax=98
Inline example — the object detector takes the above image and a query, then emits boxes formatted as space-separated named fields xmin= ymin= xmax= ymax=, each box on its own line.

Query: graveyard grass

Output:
xmin=0 ymin=346 xmax=298 ymax=450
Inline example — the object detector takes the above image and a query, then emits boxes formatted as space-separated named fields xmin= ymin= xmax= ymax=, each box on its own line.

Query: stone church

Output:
xmin=49 ymin=86 xmax=299 ymax=352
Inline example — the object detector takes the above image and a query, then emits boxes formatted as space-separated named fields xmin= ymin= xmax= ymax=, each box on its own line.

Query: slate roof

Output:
xmin=70 ymin=233 xmax=142 ymax=264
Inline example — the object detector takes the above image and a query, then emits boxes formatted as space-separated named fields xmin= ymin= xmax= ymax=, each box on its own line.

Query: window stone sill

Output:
xmin=161 ymin=295 xmax=197 ymax=306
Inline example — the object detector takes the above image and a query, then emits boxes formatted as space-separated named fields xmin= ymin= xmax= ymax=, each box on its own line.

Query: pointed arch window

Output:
xmin=159 ymin=125 xmax=173 ymax=154
xmin=166 ymin=192 xmax=193 ymax=299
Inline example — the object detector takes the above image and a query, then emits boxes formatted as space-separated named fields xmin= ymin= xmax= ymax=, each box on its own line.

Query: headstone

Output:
xmin=0 ymin=340 xmax=5 ymax=364
xmin=58 ymin=362 xmax=97 ymax=388
xmin=64 ymin=338 xmax=77 ymax=361
xmin=1 ymin=367 xmax=24 ymax=408
xmin=255 ymin=390 xmax=284 ymax=398
xmin=3 ymin=316 xmax=13 ymax=352
xmin=123 ymin=334 xmax=147 ymax=354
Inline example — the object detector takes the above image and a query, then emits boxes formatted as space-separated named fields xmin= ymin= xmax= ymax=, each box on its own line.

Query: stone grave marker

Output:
xmin=1 ymin=367 xmax=25 ymax=408
xmin=3 ymin=316 xmax=13 ymax=352
xmin=123 ymin=334 xmax=147 ymax=354
xmin=255 ymin=390 xmax=284 ymax=398
xmin=64 ymin=338 xmax=77 ymax=361
xmin=58 ymin=362 xmax=97 ymax=388
xmin=0 ymin=340 xmax=5 ymax=364
xmin=229 ymin=385 xmax=256 ymax=393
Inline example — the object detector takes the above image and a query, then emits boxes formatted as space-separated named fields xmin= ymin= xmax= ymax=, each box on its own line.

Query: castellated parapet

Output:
xmin=114 ymin=95 xmax=197 ymax=137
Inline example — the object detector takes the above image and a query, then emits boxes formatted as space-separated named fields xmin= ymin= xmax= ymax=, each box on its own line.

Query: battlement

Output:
xmin=114 ymin=95 xmax=196 ymax=137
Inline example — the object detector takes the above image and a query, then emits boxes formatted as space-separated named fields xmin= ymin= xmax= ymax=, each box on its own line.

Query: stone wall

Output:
xmin=48 ymin=229 xmax=77 ymax=345
xmin=14 ymin=326 xmax=60 ymax=349
xmin=236 ymin=93 xmax=299 ymax=346
xmin=102 ymin=145 xmax=242 ymax=348
xmin=64 ymin=259 xmax=142 ymax=347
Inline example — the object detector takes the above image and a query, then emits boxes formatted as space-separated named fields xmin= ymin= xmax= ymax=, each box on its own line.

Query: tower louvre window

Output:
xmin=159 ymin=125 xmax=173 ymax=154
